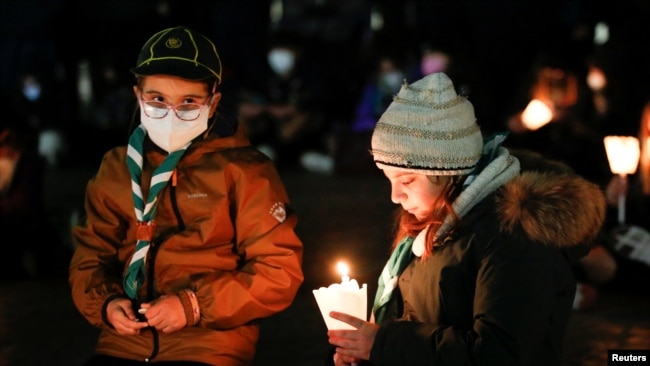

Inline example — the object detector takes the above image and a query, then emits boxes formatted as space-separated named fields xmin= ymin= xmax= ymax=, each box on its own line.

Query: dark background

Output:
xmin=2 ymin=0 xmax=650 ymax=167
xmin=1 ymin=2 xmax=650 ymax=365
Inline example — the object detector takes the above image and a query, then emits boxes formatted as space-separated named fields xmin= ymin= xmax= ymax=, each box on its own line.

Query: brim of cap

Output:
xmin=131 ymin=59 xmax=217 ymax=80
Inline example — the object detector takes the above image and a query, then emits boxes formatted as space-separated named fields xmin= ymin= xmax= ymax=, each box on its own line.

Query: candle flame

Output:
xmin=337 ymin=261 xmax=349 ymax=277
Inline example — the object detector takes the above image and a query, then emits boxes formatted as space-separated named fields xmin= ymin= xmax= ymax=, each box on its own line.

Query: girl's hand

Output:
xmin=333 ymin=351 xmax=361 ymax=366
xmin=327 ymin=311 xmax=379 ymax=362
xmin=106 ymin=298 xmax=149 ymax=336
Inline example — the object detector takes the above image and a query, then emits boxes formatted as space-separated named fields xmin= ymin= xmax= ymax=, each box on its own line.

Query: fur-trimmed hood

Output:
xmin=496 ymin=150 xmax=606 ymax=247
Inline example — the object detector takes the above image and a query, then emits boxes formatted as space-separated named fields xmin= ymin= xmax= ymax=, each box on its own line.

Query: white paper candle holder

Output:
xmin=604 ymin=135 xmax=641 ymax=224
xmin=313 ymin=282 xmax=368 ymax=330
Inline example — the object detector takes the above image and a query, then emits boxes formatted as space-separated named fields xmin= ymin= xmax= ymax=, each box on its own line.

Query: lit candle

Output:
xmin=313 ymin=261 xmax=367 ymax=330
xmin=338 ymin=261 xmax=350 ymax=286
xmin=521 ymin=99 xmax=553 ymax=131
xmin=604 ymin=135 xmax=641 ymax=224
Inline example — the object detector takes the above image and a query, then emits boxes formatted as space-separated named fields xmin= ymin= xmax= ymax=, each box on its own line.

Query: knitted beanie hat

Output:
xmin=371 ymin=72 xmax=483 ymax=175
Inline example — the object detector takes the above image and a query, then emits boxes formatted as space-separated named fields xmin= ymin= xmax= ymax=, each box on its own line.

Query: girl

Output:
xmin=327 ymin=72 xmax=605 ymax=366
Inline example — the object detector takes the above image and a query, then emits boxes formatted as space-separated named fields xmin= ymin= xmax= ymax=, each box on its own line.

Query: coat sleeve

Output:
xmin=194 ymin=159 xmax=304 ymax=329
xmin=69 ymin=149 xmax=133 ymax=328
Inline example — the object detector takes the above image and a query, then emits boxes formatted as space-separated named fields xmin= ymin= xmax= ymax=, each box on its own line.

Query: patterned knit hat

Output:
xmin=131 ymin=26 xmax=222 ymax=83
xmin=371 ymin=72 xmax=482 ymax=175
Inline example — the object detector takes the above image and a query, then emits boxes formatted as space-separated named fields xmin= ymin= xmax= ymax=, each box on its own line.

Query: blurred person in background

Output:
xmin=8 ymin=66 xmax=69 ymax=167
xmin=237 ymin=31 xmax=332 ymax=174
xmin=504 ymin=52 xmax=618 ymax=310
xmin=505 ymin=50 xmax=611 ymax=186
xmin=350 ymin=53 xmax=406 ymax=134
xmin=407 ymin=43 xmax=472 ymax=100
xmin=69 ymin=26 xmax=303 ymax=365
xmin=594 ymin=99 xmax=650 ymax=293
xmin=406 ymin=44 xmax=451 ymax=82
xmin=334 ymin=53 xmax=406 ymax=175
xmin=1 ymin=100 xmax=67 ymax=281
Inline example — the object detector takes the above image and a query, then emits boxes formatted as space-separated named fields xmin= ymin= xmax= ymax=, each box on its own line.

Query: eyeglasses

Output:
xmin=139 ymin=95 xmax=210 ymax=121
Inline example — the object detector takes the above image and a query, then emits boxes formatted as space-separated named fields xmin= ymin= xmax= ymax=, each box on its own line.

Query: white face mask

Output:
xmin=268 ymin=48 xmax=295 ymax=75
xmin=23 ymin=83 xmax=41 ymax=102
xmin=380 ymin=70 xmax=404 ymax=91
xmin=140 ymin=105 xmax=210 ymax=153
xmin=420 ymin=53 xmax=449 ymax=75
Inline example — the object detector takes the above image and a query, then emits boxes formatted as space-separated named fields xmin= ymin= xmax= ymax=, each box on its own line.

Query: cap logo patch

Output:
xmin=165 ymin=37 xmax=182 ymax=49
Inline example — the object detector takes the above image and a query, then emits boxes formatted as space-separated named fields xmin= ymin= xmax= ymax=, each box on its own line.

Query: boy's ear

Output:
xmin=209 ymin=92 xmax=222 ymax=116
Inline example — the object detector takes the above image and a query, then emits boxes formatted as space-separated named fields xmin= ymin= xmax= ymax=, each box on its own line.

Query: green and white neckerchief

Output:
xmin=123 ymin=125 xmax=189 ymax=299
xmin=371 ymin=235 xmax=415 ymax=323
xmin=371 ymin=132 xmax=519 ymax=324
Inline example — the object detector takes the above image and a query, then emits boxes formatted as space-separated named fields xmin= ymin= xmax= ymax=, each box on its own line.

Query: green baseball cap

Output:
xmin=131 ymin=26 xmax=222 ymax=83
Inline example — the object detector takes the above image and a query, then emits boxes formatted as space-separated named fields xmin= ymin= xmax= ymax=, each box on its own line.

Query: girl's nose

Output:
xmin=390 ymin=184 xmax=404 ymax=204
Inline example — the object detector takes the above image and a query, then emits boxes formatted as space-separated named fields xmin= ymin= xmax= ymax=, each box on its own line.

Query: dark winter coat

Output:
xmin=370 ymin=151 xmax=605 ymax=366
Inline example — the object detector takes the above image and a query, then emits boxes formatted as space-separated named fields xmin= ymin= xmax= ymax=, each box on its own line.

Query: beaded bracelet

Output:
xmin=179 ymin=289 xmax=200 ymax=326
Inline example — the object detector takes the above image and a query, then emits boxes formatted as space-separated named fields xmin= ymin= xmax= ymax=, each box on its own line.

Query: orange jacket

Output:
xmin=70 ymin=123 xmax=303 ymax=365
